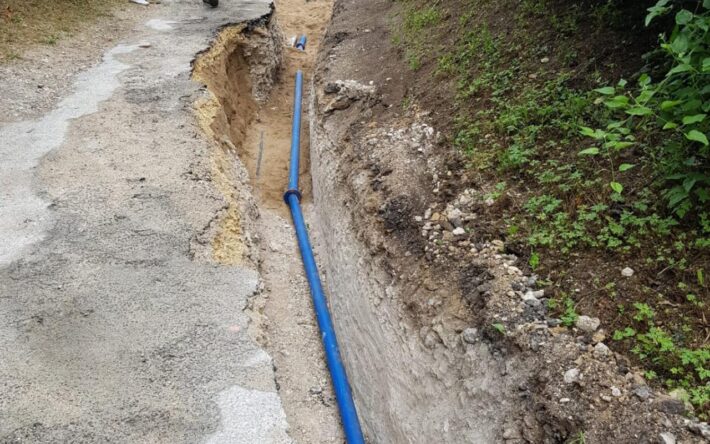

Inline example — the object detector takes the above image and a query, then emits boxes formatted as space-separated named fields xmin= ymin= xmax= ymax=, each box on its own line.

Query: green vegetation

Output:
xmin=392 ymin=0 xmax=710 ymax=415
xmin=391 ymin=2 xmax=442 ymax=70
xmin=613 ymin=310 xmax=710 ymax=412
xmin=569 ymin=431 xmax=586 ymax=444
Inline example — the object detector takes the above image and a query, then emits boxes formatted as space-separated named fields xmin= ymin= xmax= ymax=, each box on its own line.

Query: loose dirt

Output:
xmin=246 ymin=2 xmax=343 ymax=441
xmin=193 ymin=0 xmax=343 ymax=441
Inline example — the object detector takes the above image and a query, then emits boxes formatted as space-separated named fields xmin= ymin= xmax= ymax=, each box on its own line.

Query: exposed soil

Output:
xmin=191 ymin=1 xmax=343 ymax=442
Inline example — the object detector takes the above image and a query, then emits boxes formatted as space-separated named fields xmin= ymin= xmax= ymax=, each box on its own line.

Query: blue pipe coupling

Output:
xmin=295 ymin=35 xmax=307 ymax=50
xmin=283 ymin=70 xmax=366 ymax=444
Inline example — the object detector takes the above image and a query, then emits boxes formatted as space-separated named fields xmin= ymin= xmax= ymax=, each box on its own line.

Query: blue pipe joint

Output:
xmin=295 ymin=35 xmax=307 ymax=50
xmin=283 ymin=188 xmax=302 ymax=204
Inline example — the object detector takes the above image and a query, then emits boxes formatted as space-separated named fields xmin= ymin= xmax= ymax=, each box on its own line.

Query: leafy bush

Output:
xmin=581 ymin=0 xmax=710 ymax=218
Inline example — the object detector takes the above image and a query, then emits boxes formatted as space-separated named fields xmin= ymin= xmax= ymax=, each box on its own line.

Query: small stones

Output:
xmin=659 ymin=432 xmax=676 ymax=444
xmin=447 ymin=208 xmax=463 ymax=227
xmin=621 ymin=267 xmax=635 ymax=277
xmin=526 ymin=275 xmax=538 ymax=287
xmin=632 ymin=384 xmax=652 ymax=401
xmin=502 ymin=425 xmax=522 ymax=440
xmin=505 ymin=266 xmax=522 ymax=276
xmin=687 ymin=420 xmax=710 ymax=439
xmin=547 ymin=318 xmax=561 ymax=327
xmin=461 ymin=328 xmax=478 ymax=344
xmin=452 ymin=227 xmax=466 ymax=236
xmin=611 ymin=386 xmax=622 ymax=397
xmin=540 ymin=57 xmax=550 ymax=63
xmin=522 ymin=291 xmax=542 ymax=308
xmin=564 ymin=368 xmax=581 ymax=384
xmin=593 ymin=342 xmax=610 ymax=359
xmin=575 ymin=315 xmax=600 ymax=333
xmin=655 ymin=395 xmax=686 ymax=415
xmin=591 ymin=330 xmax=607 ymax=344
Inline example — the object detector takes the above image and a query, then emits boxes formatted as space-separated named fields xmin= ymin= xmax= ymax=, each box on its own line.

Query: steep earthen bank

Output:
xmin=307 ymin=0 xmax=708 ymax=442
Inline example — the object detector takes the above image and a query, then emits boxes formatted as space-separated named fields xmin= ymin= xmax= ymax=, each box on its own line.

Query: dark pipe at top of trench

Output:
xmin=283 ymin=68 xmax=366 ymax=444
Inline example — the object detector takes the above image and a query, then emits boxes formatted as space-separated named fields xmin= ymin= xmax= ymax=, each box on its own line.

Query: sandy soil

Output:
xmin=191 ymin=0 xmax=344 ymax=441
xmin=243 ymin=0 xmax=346 ymax=441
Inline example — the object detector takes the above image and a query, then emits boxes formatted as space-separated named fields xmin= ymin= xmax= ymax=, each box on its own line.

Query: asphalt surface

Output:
xmin=0 ymin=0 xmax=292 ymax=442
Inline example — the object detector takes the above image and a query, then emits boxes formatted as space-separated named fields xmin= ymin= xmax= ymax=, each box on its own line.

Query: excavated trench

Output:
xmin=190 ymin=5 xmax=523 ymax=443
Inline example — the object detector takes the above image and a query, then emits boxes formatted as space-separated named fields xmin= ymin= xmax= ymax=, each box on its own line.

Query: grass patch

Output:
xmin=1 ymin=0 xmax=123 ymax=61
xmin=391 ymin=1 xmax=442 ymax=70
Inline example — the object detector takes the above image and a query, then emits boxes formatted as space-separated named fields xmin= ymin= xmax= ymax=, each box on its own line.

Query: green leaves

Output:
xmin=686 ymin=130 xmax=709 ymax=146
xmin=604 ymin=95 xmax=630 ymax=109
xmin=579 ymin=126 xmax=606 ymax=139
xmin=676 ymin=9 xmax=694 ymax=25
xmin=613 ymin=327 xmax=637 ymax=340
xmin=577 ymin=2 xmax=710 ymax=221
xmin=661 ymin=100 xmax=682 ymax=110
xmin=682 ymin=114 xmax=706 ymax=125
xmin=626 ymin=106 xmax=653 ymax=116
xmin=578 ymin=147 xmax=599 ymax=156
xmin=594 ymin=86 xmax=615 ymax=95
xmin=646 ymin=0 xmax=671 ymax=26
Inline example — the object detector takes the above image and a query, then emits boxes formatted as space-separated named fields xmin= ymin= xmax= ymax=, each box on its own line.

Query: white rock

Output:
xmin=452 ymin=227 xmax=466 ymax=236
xmin=659 ymin=432 xmax=676 ymax=444
xmin=575 ymin=315 xmax=601 ymax=333
xmin=447 ymin=208 xmax=463 ymax=227
xmin=564 ymin=368 xmax=580 ymax=384
xmin=611 ymin=386 xmax=622 ymax=397
xmin=621 ymin=267 xmax=635 ymax=277
xmin=522 ymin=291 xmax=539 ymax=302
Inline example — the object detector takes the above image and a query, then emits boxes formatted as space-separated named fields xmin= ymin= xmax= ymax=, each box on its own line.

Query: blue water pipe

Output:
xmin=283 ymin=70 xmax=366 ymax=444
xmin=295 ymin=35 xmax=307 ymax=50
